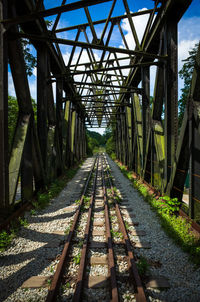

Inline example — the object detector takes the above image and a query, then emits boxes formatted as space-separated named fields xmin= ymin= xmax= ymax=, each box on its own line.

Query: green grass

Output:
xmin=136 ymin=256 xmax=150 ymax=276
xmin=0 ymin=230 xmax=14 ymax=252
xmin=0 ymin=215 xmax=30 ymax=252
xmin=111 ymin=229 xmax=123 ymax=240
xmin=73 ymin=252 xmax=81 ymax=265
xmin=18 ymin=217 xmax=29 ymax=227
xmin=116 ymin=160 xmax=200 ymax=266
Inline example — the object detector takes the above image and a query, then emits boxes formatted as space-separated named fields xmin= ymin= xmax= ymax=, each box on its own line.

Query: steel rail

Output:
xmin=73 ymin=157 xmax=99 ymax=301
xmin=101 ymin=156 xmax=119 ymax=302
xmin=103 ymin=156 xmax=147 ymax=302
xmin=46 ymin=156 xmax=97 ymax=302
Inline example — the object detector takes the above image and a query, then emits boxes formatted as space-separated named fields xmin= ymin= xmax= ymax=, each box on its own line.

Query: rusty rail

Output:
xmin=46 ymin=156 xmax=97 ymax=302
xmin=103 ymin=155 xmax=147 ymax=302
xmin=73 ymin=157 xmax=99 ymax=301
xmin=101 ymin=156 xmax=119 ymax=302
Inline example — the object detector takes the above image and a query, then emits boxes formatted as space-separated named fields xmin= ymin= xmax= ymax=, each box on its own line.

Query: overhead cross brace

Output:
xmin=13 ymin=32 xmax=168 ymax=61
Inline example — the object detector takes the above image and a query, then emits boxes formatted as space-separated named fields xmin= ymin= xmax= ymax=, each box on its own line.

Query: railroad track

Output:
xmin=46 ymin=153 xmax=147 ymax=302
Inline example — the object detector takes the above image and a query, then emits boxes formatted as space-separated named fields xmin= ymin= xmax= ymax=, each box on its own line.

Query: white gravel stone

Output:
xmin=107 ymin=155 xmax=200 ymax=302
xmin=0 ymin=157 xmax=95 ymax=302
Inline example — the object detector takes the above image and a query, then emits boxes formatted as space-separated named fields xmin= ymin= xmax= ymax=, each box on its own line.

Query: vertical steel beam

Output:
xmin=0 ymin=0 xmax=8 ymax=208
xmin=189 ymin=44 xmax=200 ymax=220
xmin=126 ymin=106 xmax=132 ymax=169
xmin=164 ymin=21 xmax=178 ymax=185
xmin=64 ymin=100 xmax=71 ymax=167
xmin=75 ymin=114 xmax=80 ymax=161
xmin=132 ymin=93 xmax=143 ymax=175
xmin=37 ymin=45 xmax=48 ymax=171
xmin=141 ymin=66 xmax=150 ymax=168
xmin=56 ymin=80 xmax=63 ymax=162
xmin=71 ymin=109 xmax=76 ymax=164
xmin=8 ymin=21 xmax=34 ymax=204
xmin=21 ymin=117 xmax=33 ymax=202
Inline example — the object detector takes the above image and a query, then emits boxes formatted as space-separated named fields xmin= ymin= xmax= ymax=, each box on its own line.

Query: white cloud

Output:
xmin=178 ymin=17 xmax=200 ymax=42
xmin=8 ymin=72 xmax=16 ymax=97
xmin=120 ymin=8 xmax=149 ymax=49
xmin=28 ymin=77 xmax=37 ymax=100
xmin=177 ymin=16 xmax=200 ymax=97
xmin=178 ymin=39 xmax=199 ymax=70
xmin=8 ymin=71 xmax=37 ymax=101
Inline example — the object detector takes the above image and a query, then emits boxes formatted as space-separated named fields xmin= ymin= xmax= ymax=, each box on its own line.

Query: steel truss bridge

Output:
xmin=0 ymin=0 xmax=200 ymax=226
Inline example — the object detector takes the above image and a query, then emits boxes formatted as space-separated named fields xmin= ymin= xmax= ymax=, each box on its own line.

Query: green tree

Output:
xmin=8 ymin=96 xmax=19 ymax=150
xmin=86 ymin=130 xmax=105 ymax=145
xmin=86 ymin=134 xmax=100 ymax=155
xmin=102 ymin=127 xmax=112 ymax=143
xmin=20 ymin=20 xmax=52 ymax=76
xmin=178 ymin=43 xmax=199 ymax=128
xmin=105 ymin=136 xmax=115 ymax=157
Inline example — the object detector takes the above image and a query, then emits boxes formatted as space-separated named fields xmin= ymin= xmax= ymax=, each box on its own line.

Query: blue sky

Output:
xmin=8 ymin=0 xmax=200 ymax=135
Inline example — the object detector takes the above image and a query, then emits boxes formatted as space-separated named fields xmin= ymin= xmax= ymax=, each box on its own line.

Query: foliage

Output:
xmin=8 ymin=95 xmax=18 ymax=150
xmin=21 ymin=37 xmax=37 ymax=76
xmin=0 ymin=215 xmax=31 ymax=251
xmin=157 ymin=196 xmax=181 ymax=215
xmin=83 ymin=196 xmax=91 ymax=207
xmin=103 ymin=127 xmax=112 ymax=142
xmin=124 ymin=221 xmax=130 ymax=231
xmin=86 ymin=132 xmax=100 ymax=155
xmin=116 ymin=161 xmax=200 ymax=265
xmin=1 ymin=154 xmax=82 ymax=253
xmin=105 ymin=136 xmax=116 ymax=159
xmin=18 ymin=217 xmax=29 ymax=227
xmin=0 ymin=231 xmax=14 ymax=252
xmin=136 ymin=256 xmax=149 ymax=276
xmin=178 ymin=43 xmax=199 ymax=128
xmin=20 ymin=20 xmax=52 ymax=76
xmin=104 ymin=126 xmax=116 ymax=159
xmin=111 ymin=229 xmax=123 ymax=240
xmin=73 ymin=252 xmax=81 ymax=265
xmin=0 ymin=218 xmax=27 ymax=251
xmin=86 ymin=127 xmax=115 ymax=156
xmin=87 ymin=130 xmax=105 ymax=145
xmin=75 ymin=199 xmax=80 ymax=205
xmin=30 ymin=209 xmax=36 ymax=216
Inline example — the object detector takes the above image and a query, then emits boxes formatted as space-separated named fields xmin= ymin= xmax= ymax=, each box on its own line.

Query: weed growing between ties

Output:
xmin=115 ymin=160 xmax=200 ymax=266
xmin=136 ymin=256 xmax=150 ymax=277
xmin=111 ymin=229 xmax=123 ymax=240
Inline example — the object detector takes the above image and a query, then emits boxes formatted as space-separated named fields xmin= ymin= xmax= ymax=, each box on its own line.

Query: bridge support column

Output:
xmin=71 ymin=109 xmax=76 ymax=165
xmin=164 ymin=21 xmax=178 ymax=186
xmin=0 ymin=0 xmax=8 ymax=209
xmin=126 ymin=105 xmax=133 ymax=169
xmin=8 ymin=21 xmax=35 ymax=203
xmin=56 ymin=80 xmax=63 ymax=175
xmin=37 ymin=45 xmax=48 ymax=172
xmin=141 ymin=66 xmax=150 ymax=170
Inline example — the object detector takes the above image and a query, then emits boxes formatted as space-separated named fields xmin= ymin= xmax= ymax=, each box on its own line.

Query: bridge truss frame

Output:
xmin=0 ymin=0 xmax=200 ymax=225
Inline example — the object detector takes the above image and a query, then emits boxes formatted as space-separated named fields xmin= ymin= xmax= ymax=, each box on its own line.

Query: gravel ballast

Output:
xmin=0 ymin=158 xmax=94 ymax=302
xmin=107 ymin=155 xmax=200 ymax=302
xmin=0 ymin=155 xmax=200 ymax=302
